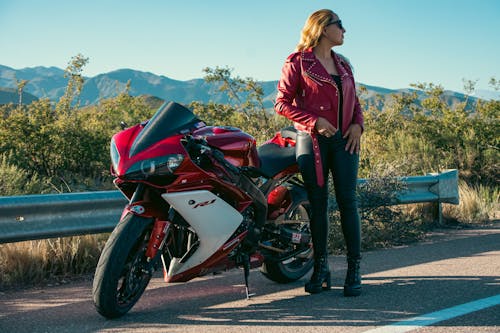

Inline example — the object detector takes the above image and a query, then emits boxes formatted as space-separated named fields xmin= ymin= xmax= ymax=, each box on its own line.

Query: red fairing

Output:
xmin=267 ymin=185 xmax=292 ymax=219
xmin=112 ymin=124 xmax=186 ymax=176
xmin=193 ymin=126 xmax=260 ymax=168
xmin=265 ymin=131 xmax=296 ymax=148
xmin=164 ymin=231 xmax=250 ymax=283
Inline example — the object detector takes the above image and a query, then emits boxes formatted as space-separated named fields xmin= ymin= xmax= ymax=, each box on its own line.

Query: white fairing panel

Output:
xmin=161 ymin=190 xmax=243 ymax=276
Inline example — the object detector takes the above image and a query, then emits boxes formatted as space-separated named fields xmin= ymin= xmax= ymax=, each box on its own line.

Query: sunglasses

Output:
xmin=327 ymin=19 xmax=344 ymax=30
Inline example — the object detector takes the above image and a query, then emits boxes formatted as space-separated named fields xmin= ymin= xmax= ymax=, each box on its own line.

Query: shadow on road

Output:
xmin=1 ymin=225 xmax=499 ymax=332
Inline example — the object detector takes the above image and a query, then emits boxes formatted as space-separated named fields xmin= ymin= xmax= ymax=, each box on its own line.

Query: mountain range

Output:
xmin=1 ymin=64 xmax=496 ymax=109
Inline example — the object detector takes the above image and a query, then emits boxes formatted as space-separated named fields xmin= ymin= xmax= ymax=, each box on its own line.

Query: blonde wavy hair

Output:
xmin=296 ymin=9 xmax=336 ymax=51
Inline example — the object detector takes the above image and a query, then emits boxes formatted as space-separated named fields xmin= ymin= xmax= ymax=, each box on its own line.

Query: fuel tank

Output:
xmin=193 ymin=126 xmax=259 ymax=168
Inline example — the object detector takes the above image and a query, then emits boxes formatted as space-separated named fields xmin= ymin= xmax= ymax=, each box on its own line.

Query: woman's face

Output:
xmin=323 ymin=14 xmax=345 ymax=46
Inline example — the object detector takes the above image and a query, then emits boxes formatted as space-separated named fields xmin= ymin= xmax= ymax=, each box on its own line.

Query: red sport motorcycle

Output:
xmin=92 ymin=101 xmax=313 ymax=318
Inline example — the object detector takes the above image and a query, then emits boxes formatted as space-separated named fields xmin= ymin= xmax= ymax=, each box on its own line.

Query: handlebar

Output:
xmin=185 ymin=135 xmax=241 ymax=176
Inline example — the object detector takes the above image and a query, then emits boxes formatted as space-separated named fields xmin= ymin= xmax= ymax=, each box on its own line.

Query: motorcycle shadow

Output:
xmin=114 ymin=258 xmax=351 ymax=327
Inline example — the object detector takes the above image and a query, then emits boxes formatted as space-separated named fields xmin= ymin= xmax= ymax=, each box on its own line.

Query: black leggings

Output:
xmin=296 ymin=131 xmax=361 ymax=259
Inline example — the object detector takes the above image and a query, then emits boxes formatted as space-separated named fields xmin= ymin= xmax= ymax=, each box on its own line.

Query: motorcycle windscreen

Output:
xmin=161 ymin=190 xmax=243 ymax=276
xmin=129 ymin=101 xmax=203 ymax=157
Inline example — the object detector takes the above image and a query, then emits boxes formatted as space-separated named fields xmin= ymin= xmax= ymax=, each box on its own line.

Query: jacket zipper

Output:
xmin=334 ymin=81 xmax=340 ymax=134
xmin=327 ymin=76 xmax=340 ymax=133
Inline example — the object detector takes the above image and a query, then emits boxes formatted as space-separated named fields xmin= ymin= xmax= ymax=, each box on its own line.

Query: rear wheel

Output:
xmin=260 ymin=187 xmax=313 ymax=283
xmin=92 ymin=214 xmax=155 ymax=318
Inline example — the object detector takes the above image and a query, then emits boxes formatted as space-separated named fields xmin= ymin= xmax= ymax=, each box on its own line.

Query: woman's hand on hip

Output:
xmin=315 ymin=117 xmax=337 ymax=138
xmin=343 ymin=124 xmax=362 ymax=154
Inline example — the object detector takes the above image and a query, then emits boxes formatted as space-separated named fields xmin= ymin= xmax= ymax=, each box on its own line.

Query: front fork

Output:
xmin=145 ymin=220 xmax=170 ymax=259
xmin=121 ymin=183 xmax=171 ymax=261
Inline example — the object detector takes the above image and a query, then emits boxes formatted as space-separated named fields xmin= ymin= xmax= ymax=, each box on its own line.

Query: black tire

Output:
xmin=92 ymin=213 xmax=155 ymax=318
xmin=260 ymin=186 xmax=314 ymax=283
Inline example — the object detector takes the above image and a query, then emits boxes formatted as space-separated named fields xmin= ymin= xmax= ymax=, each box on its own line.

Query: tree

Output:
xmin=16 ymin=79 xmax=29 ymax=106
xmin=56 ymin=54 xmax=89 ymax=114
xmin=360 ymin=80 xmax=498 ymax=184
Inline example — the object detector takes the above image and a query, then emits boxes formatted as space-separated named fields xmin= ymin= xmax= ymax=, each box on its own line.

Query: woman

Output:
xmin=274 ymin=9 xmax=363 ymax=296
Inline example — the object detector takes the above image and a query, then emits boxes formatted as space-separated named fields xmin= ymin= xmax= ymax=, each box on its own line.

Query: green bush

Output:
xmin=0 ymin=153 xmax=48 ymax=195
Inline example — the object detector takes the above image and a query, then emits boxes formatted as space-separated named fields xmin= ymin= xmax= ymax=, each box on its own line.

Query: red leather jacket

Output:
xmin=274 ymin=49 xmax=364 ymax=186
xmin=274 ymin=49 xmax=363 ymax=134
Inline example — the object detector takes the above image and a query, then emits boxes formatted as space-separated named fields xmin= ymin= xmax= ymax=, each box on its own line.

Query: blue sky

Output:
xmin=1 ymin=0 xmax=499 ymax=93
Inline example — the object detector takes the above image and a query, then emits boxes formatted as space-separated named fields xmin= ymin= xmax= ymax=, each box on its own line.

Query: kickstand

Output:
xmin=242 ymin=254 xmax=256 ymax=299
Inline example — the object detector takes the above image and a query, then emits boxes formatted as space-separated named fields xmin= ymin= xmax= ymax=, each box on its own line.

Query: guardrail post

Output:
xmin=429 ymin=169 xmax=459 ymax=225
xmin=433 ymin=202 xmax=443 ymax=226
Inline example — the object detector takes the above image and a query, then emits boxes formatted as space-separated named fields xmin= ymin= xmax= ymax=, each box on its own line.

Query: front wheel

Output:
xmin=92 ymin=213 xmax=155 ymax=318
xmin=260 ymin=186 xmax=314 ymax=283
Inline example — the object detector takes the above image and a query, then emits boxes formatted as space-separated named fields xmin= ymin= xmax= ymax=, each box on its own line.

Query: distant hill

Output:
xmin=0 ymin=65 xmax=66 ymax=102
xmin=0 ymin=87 xmax=38 ymax=105
xmin=0 ymin=64 xmax=493 ymax=109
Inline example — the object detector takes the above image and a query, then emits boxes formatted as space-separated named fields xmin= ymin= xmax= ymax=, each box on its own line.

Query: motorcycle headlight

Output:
xmin=125 ymin=154 xmax=184 ymax=179
xmin=110 ymin=138 xmax=120 ymax=171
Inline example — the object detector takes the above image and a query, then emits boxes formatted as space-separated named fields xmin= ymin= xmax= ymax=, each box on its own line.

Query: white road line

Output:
xmin=363 ymin=294 xmax=500 ymax=333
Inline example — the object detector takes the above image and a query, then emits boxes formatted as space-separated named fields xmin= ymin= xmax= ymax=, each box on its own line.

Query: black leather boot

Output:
xmin=343 ymin=257 xmax=362 ymax=296
xmin=305 ymin=254 xmax=331 ymax=294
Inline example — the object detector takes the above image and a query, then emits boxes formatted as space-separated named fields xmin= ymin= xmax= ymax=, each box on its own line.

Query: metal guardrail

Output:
xmin=0 ymin=191 xmax=126 ymax=244
xmin=358 ymin=169 xmax=459 ymax=205
xmin=0 ymin=170 xmax=458 ymax=244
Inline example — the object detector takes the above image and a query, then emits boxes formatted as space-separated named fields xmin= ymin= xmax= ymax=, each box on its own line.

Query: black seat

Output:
xmin=257 ymin=142 xmax=296 ymax=178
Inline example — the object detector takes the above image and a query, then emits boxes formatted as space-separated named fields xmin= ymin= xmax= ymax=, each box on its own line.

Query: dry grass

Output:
xmin=443 ymin=181 xmax=499 ymax=224
xmin=0 ymin=234 xmax=108 ymax=290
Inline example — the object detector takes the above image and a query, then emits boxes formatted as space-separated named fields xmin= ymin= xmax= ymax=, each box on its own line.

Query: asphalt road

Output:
xmin=1 ymin=223 xmax=499 ymax=333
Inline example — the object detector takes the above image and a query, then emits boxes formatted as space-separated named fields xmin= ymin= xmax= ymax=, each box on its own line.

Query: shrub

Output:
xmin=0 ymin=153 xmax=48 ymax=195
xmin=443 ymin=181 xmax=499 ymax=224
xmin=0 ymin=235 xmax=108 ymax=289
xmin=327 ymin=164 xmax=433 ymax=253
